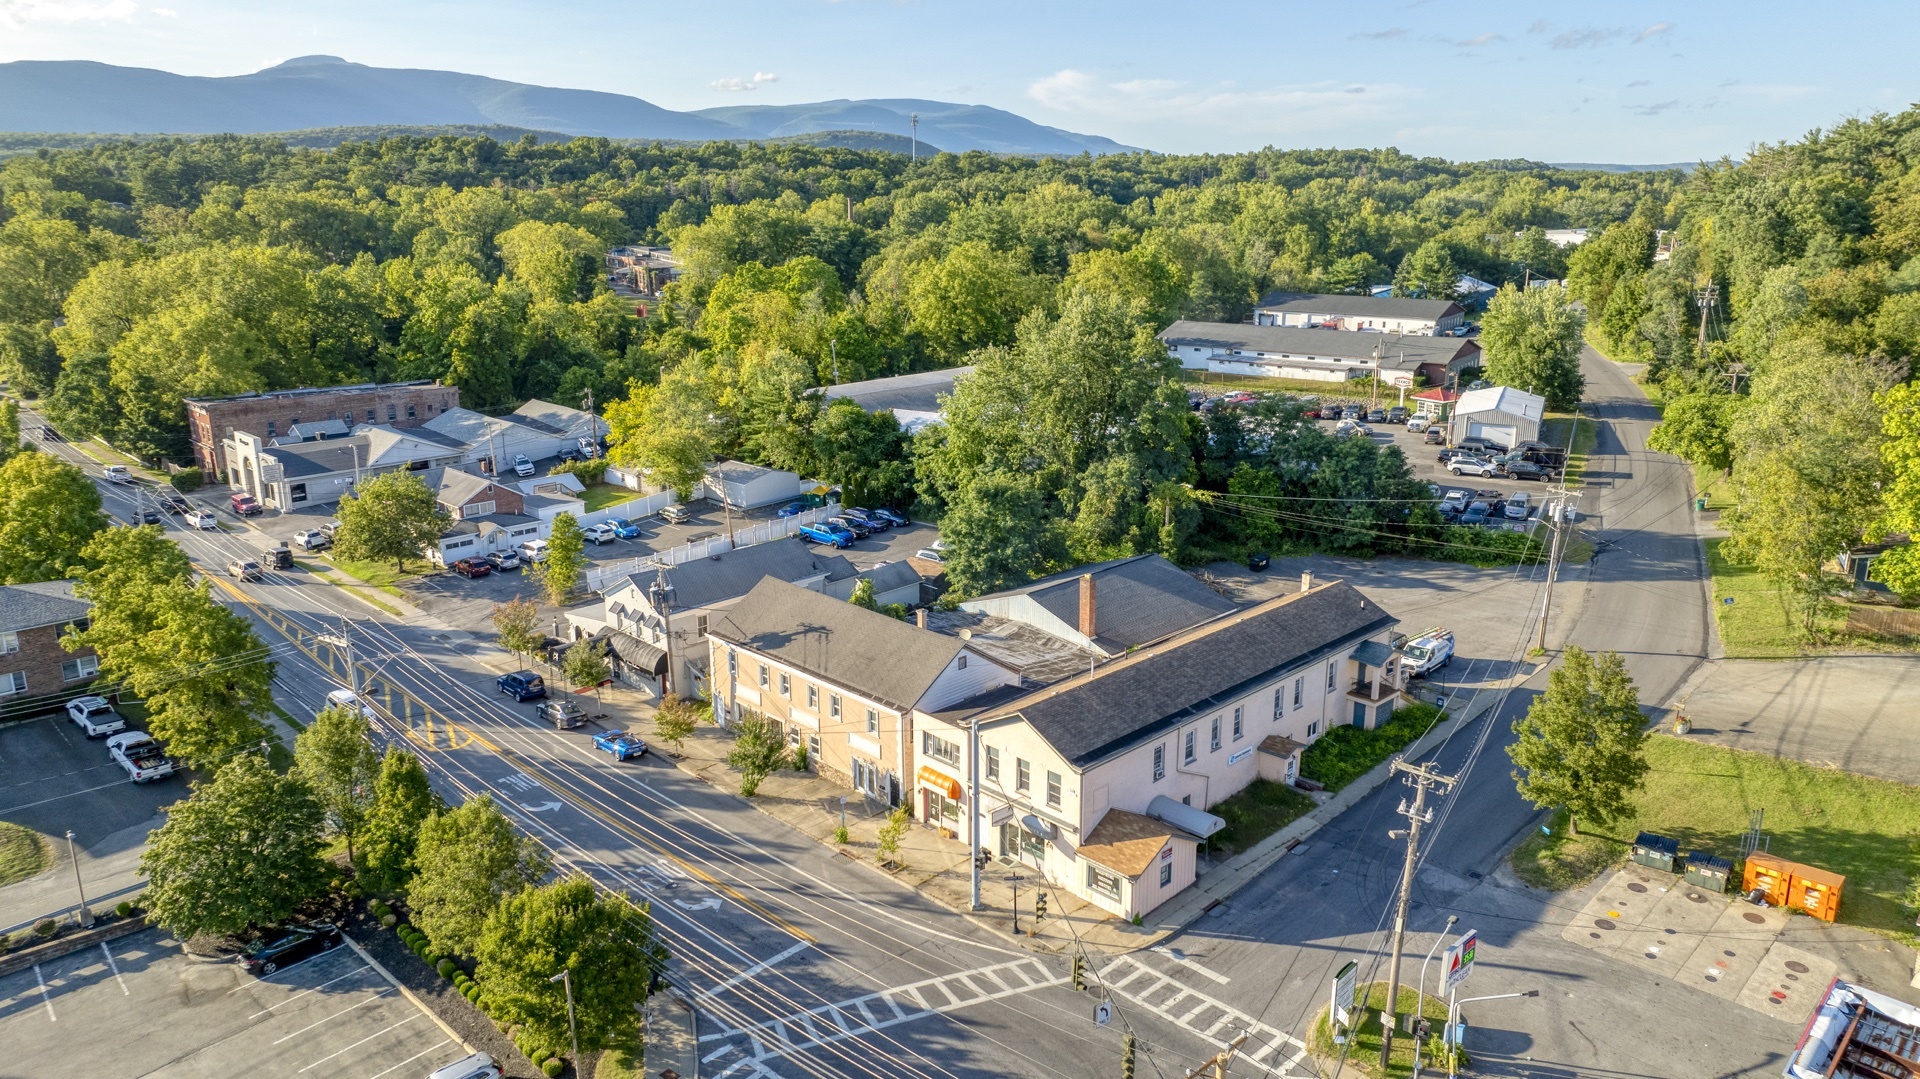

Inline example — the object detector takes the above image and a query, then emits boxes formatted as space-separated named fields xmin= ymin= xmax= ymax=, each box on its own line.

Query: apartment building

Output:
xmin=0 ymin=581 xmax=99 ymax=711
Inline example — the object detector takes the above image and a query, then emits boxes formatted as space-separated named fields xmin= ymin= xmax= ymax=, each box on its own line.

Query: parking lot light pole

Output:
xmin=1417 ymin=914 xmax=1458 ymax=1014
xmin=66 ymin=830 xmax=92 ymax=928
xmin=550 ymin=969 xmax=580 ymax=1068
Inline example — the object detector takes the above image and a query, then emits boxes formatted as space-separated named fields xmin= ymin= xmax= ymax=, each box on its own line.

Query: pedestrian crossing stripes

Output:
xmin=700 ymin=957 xmax=1063 ymax=1077
xmin=1104 ymin=956 xmax=1312 ymax=1078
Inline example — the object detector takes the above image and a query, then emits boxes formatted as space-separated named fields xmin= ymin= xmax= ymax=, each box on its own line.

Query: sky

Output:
xmin=1 ymin=0 xmax=1915 ymax=162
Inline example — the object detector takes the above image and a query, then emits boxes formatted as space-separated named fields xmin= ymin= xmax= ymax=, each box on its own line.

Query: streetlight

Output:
xmin=1440 ymin=990 xmax=1539 ymax=1079
xmin=1416 ymin=914 xmax=1458 ymax=1019
xmin=549 ymin=969 xmax=581 ymax=1069
xmin=66 ymin=830 xmax=92 ymax=928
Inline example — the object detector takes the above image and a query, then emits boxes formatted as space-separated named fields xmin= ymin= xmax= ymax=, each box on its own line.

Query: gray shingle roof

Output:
xmin=1255 ymin=291 xmax=1463 ymax=321
xmin=978 ymin=581 xmax=1396 ymax=769
xmin=626 ymin=537 xmax=856 ymax=611
xmin=822 ymin=367 xmax=973 ymax=414
xmin=1158 ymin=321 xmax=1480 ymax=365
xmin=0 ymin=580 xmax=91 ymax=634
xmin=963 ymin=554 xmax=1237 ymax=653
xmin=709 ymin=578 xmax=964 ymax=713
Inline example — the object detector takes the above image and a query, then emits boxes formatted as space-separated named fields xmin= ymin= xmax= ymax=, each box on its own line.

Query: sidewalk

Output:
xmin=642 ymin=987 xmax=700 ymax=1079
xmin=0 ymin=815 xmax=155 ymax=935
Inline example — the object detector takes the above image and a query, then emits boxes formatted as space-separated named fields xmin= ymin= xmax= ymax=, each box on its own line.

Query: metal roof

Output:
xmin=1158 ymin=321 xmax=1480 ymax=365
xmin=1255 ymin=291 xmax=1464 ymax=321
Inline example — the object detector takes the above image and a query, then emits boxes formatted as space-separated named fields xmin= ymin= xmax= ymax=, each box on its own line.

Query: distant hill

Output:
xmin=0 ymin=56 xmax=1132 ymax=156
xmin=1547 ymin=161 xmax=1699 ymax=173
xmin=0 ymin=124 xmax=935 ymax=160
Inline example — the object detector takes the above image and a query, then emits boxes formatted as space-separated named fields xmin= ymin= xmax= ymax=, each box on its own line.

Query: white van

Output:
xmin=324 ymin=688 xmax=378 ymax=721
xmin=426 ymin=1053 xmax=501 ymax=1079
xmin=518 ymin=539 xmax=550 ymax=563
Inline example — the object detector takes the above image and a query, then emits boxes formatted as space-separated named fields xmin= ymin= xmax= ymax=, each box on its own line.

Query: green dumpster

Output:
xmin=1684 ymin=851 xmax=1731 ymax=893
xmin=1695 ymin=497 xmax=1707 ymax=511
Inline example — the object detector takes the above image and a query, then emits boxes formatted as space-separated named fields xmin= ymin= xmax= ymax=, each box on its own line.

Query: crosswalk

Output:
xmin=699 ymin=957 xmax=1063 ymax=1078
xmin=1103 ymin=956 xmax=1312 ymax=1078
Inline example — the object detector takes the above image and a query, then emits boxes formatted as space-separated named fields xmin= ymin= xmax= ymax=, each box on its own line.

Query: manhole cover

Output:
xmin=1769 ymin=992 xmax=1787 ymax=1005
xmin=1594 ymin=918 xmax=1616 ymax=930
xmin=1589 ymin=932 xmax=1601 ymax=939
xmin=1664 ymin=928 xmax=1677 ymax=935
xmin=1787 ymin=974 xmax=1800 ymax=982
xmin=1743 ymin=912 xmax=1766 ymax=924
xmin=1628 ymin=883 xmax=1648 ymax=893
xmin=1786 ymin=961 xmax=1810 ymax=973
xmin=1724 ymin=950 xmax=1738 ymax=958
xmin=1704 ymin=969 xmax=1721 ymax=982
xmin=1686 ymin=892 xmax=1707 ymax=904
xmin=1644 ymin=949 xmax=1660 ymax=959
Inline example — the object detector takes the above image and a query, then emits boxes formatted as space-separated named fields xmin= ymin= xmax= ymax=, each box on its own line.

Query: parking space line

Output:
xmin=226 ymin=945 xmax=350 ymax=993
xmin=296 ymin=1013 xmax=422 ymax=1072
xmin=31 ymin=964 xmax=54 ymax=1020
xmin=248 ymin=962 xmax=376 ymax=1017
xmin=342 ymin=934 xmax=472 ymax=1054
xmin=98 ymin=943 xmax=129 ymax=995
xmin=270 ymin=986 xmax=395 ymax=1044
xmin=363 ymin=1037 xmax=453 ymax=1079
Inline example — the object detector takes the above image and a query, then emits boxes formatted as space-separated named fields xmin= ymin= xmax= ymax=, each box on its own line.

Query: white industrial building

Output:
xmin=1451 ymin=386 xmax=1545 ymax=450
xmin=1157 ymin=321 xmax=1480 ymax=387
xmin=1252 ymin=291 xmax=1467 ymax=336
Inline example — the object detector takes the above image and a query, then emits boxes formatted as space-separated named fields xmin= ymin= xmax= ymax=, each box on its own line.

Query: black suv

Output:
xmin=238 ymin=922 xmax=342 ymax=976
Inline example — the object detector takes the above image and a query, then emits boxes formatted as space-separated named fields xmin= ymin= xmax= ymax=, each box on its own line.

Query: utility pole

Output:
xmin=1180 ymin=1032 xmax=1249 ymax=1079
xmin=1379 ymin=760 xmax=1457 ymax=1067
xmin=549 ymin=969 xmax=581 ymax=1071
xmin=968 ymin=719 xmax=982 ymax=910
xmin=1534 ymin=490 xmax=1578 ymax=651
xmin=830 ymin=339 xmax=840 ymax=385
xmin=1694 ymin=282 xmax=1719 ymax=357
xmin=66 ymin=830 xmax=92 ymax=928
xmin=910 ymin=114 xmax=919 ymax=160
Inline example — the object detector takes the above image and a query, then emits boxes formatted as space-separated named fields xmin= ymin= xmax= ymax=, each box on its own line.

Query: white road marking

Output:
xmin=297 ymin=1013 xmax=422 ymax=1072
xmin=99 ymin=943 xmax=129 ymax=995
xmin=270 ymin=986 xmax=396 ymax=1043
xmin=1105 ymin=956 xmax=1310 ymax=1078
xmin=249 ymin=963 xmax=376 ymax=1017
xmin=695 ymin=941 xmax=810 ymax=1003
xmin=1150 ymin=945 xmax=1232 ymax=983
xmin=32 ymin=963 xmax=54 ymax=1020
xmin=363 ymin=1037 xmax=453 ymax=1079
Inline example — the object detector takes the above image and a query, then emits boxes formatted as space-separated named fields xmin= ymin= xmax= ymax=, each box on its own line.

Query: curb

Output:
xmin=344 ymin=932 xmax=473 ymax=1054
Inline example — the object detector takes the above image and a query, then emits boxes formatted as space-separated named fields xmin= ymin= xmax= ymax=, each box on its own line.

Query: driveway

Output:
xmin=1667 ymin=656 xmax=1920 ymax=784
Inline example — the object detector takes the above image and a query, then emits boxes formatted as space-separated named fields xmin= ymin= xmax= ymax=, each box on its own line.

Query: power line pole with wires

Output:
xmin=1379 ymin=759 xmax=1457 ymax=1067
xmin=1695 ymin=282 xmax=1719 ymax=357
xmin=1179 ymin=1031 xmax=1249 ymax=1079
xmin=1534 ymin=488 xmax=1580 ymax=652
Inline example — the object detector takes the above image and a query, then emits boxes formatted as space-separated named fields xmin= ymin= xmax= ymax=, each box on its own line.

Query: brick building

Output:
xmin=185 ymin=381 xmax=461 ymax=478
xmin=0 ymin=581 xmax=99 ymax=712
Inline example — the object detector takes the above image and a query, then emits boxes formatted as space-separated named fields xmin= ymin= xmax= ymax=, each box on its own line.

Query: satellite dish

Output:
xmin=958 ymin=628 xmax=973 ymax=640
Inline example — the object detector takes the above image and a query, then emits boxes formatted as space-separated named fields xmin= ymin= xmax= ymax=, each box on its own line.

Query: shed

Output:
xmin=1630 ymin=831 xmax=1679 ymax=873
xmin=702 ymin=460 xmax=805 ymax=510
xmin=1451 ymin=386 xmax=1544 ymax=450
xmin=1683 ymin=850 xmax=1731 ymax=893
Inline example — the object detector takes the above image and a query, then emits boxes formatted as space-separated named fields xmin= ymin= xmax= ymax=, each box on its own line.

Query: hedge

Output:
xmin=1299 ymin=702 xmax=1447 ymax=792
xmin=437 ymin=958 xmax=456 ymax=979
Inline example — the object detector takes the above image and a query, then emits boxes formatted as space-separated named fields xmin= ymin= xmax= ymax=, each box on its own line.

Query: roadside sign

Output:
xmin=1332 ymin=961 xmax=1358 ymax=1026
xmin=1443 ymin=930 xmax=1478 ymax=991
xmin=1094 ymin=1001 xmax=1113 ymax=1026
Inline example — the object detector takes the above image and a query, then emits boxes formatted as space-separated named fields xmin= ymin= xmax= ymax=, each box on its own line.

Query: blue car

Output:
xmin=799 ymin=522 xmax=855 ymax=548
xmin=497 ymin=670 xmax=546 ymax=702
xmin=593 ymin=729 xmax=647 ymax=761
xmin=605 ymin=517 xmax=643 ymax=539
xmin=841 ymin=507 xmax=887 ymax=531
xmin=777 ymin=502 xmax=809 ymax=518
xmin=870 ymin=507 xmax=910 ymax=527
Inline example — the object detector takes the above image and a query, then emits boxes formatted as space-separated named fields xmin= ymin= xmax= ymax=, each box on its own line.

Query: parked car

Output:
xmin=1423 ymin=428 xmax=1446 ymax=444
xmin=1454 ymin=437 xmax=1497 ymax=455
xmin=107 ymin=732 xmax=177 ymax=783
xmin=1502 ymin=460 xmax=1549 ymax=482
xmin=1459 ymin=507 xmax=1490 ymax=526
xmin=870 ymin=507 xmax=911 ymax=527
xmin=605 ymin=517 xmax=643 ymax=539
xmin=776 ymin=502 xmax=809 ymax=518
xmin=518 ymin=539 xmax=550 ymax=563
xmin=158 ymin=491 xmax=191 ymax=514
xmin=1341 ymin=406 xmax=1363 ymax=420
xmin=229 ymin=493 xmax=263 ymax=517
xmin=842 ymin=508 xmax=888 ymax=531
xmin=1440 ymin=489 xmax=1469 ymax=513
xmin=593 ymin=729 xmax=648 ymax=762
xmin=289 ymin=529 xmax=327 ymax=551
xmin=429 ymin=1053 xmax=503 ymax=1079
xmin=799 ymin=522 xmax=855 ymax=548
xmin=1387 ymin=406 xmax=1410 ymax=424
xmin=261 ymin=546 xmax=293 ymax=571
xmin=1398 ymin=627 xmax=1455 ymax=676
xmin=826 ymin=515 xmax=871 ymax=538
xmin=1448 ymin=456 xmax=1499 ymax=477
xmin=496 ymin=670 xmax=546 ymax=702
xmin=511 ymin=454 xmax=535 ymax=477
xmin=582 ymin=523 xmax=618 ymax=545
xmin=1406 ymin=415 xmax=1430 ymax=433
xmin=1504 ymin=492 xmax=1532 ymax=520
xmin=237 ymin=922 xmax=342 ymax=976
xmin=450 ymin=557 xmax=492 ymax=578
xmin=539 ymin=699 xmax=589 ymax=729
xmin=1366 ymin=408 xmax=1386 ymax=423
xmin=659 ymin=504 xmax=693 ymax=524
xmin=914 ymin=547 xmax=946 ymax=563
xmin=67 ymin=695 xmax=126 ymax=738
xmin=103 ymin=465 xmax=132 ymax=484
xmin=188 ymin=510 xmax=218 ymax=530
xmin=484 ymin=550 xmax=522 ymax=572
xmin=226 ymin=559 xmax=263 ymax=581
xmin=318 ymin=519 xmax=343 ymax=539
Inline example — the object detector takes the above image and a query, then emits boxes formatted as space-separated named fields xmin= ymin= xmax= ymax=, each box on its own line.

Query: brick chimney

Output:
xmin=1078 ymin=573 xmax=1097 ymax=639
xmin=915 ymin=608 xmax=927 ymax=629
xmin=1301 ymin=570 xmax=1315 ymax=593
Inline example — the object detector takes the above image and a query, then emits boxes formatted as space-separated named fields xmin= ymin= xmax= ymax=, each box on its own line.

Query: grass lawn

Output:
xmin=299 ymin=558 xmax=407 ymax=616
xmin=1692 ymin=462 xmax=1736 ymax=512
xmin=582 ymin=483 xmax=643 ymax=513
xmin=1300 ymin=703 xmax=1445 ymax=792
xmin=1509 ymin=808 xmax=1626 ymax=890
xmin=1704 ymin=538 xmax=1844 ymax=657
xmin=1307 ymin=981 xmax=1454 ymax=1078
xmin=1540 ymin=413 xmax=1599 ymax=487
xmin=1208 ymin=779 xmax=1316 ymax=856
xmin=1511 ymin=735 xmax=1920 ymax=935
xmin=591 ymin=1023 xmax=644 ymax=1079
xmin=0 ymin=822 xmax=49 ymax=887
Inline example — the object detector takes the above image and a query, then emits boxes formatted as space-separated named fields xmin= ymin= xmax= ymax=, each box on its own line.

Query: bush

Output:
xmin=381 ymin=913 xmax=398 ymax=927
xmin=33 ymin=918 xmax=58 ymax=939
xmin=549 ymin=457 xmax=610 ymax=483
xmin=1439 ymin=524 xmax=1544 ymax=567
xmin=1299 ymin=703 xmax=1447 ymax=792
xmin=464 ymin=984 xmax=483 ymax=1003
xmin=833 ymin=824 xmax=850 ymax=845
xmin=530 ymin=1047 xmax=550 ymax=1066
xmin=437 ymin=958 xmax=456 ymax=978
xmin=542 ymin=1058 xmax=565 ymax=1078
xmin=114 ymin=900 xmax=134 ymax=918
xmin=170 ymin=467 xmax=204 ymax=493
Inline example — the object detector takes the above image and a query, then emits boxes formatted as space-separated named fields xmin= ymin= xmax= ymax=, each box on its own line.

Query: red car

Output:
xmin=450 ymin=558 xmax=492 ymax=578
xmin=229 ymin=493 xmax=262 ymax=517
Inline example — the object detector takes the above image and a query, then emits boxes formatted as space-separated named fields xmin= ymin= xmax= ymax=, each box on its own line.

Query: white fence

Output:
xmin=575 ymin=488 xmax=679 ymax=528
xmin=584 ymin=502 xmax=842 ymax=594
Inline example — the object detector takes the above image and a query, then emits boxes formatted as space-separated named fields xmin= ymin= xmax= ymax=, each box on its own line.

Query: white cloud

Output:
xmin=1633 ymin=22 xmax=1674 ymax=43
xmin=1456 ymin=32 xmax=1503 ymax=47
xmin=1027 ymin=69 xmax=1417 ymax=137
xmin=1550 ymin=26 xmax=1624 ymax=49
xmin=709 ymin=71 xmax=778 ymax=92
xmin=0 ymin=0 xmax=137 ymax=24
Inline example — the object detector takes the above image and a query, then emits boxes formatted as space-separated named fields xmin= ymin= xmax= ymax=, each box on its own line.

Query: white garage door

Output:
xmin=1466 ymin=421 xmax=1519 ymax=449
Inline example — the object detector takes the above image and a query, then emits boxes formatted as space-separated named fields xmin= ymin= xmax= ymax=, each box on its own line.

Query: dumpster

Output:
xmin=1743 ymin=851 xmax=1793 ymax=906
xmin=1683 ymin=851 xmax=1731 ymax=893
xmin=1630 ymin=832 xmax=1679 ymax=873
xmin=1787 ymin=863 xmax=1846 ymax=922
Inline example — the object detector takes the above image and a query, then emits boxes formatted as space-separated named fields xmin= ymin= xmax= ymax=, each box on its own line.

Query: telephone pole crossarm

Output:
xmin=1379 ymin=760 xmax=1457 ymax=1067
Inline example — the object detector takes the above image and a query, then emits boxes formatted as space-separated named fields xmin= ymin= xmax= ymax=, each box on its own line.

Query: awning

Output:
xmin=602 ymin=631 xmax=667 ymax=677
xmin=917 ymin=766 xmax=960 ymax=799
xmin=1353 ymin=639 xmax=1397 ymax=668
xmin=1147 ymin=794 xmax=1224 ymax=839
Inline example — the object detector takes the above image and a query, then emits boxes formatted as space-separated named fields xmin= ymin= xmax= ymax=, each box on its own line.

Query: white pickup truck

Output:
xmin=67 ymin=695 xmax=127 ymax=738
xmin=106 ymin=732 xmax=178 ymax=782
xmin=1398 ymin=627 xmax=1455 ymax=677
xmin=103 ymin=464 xmax=133 ymax=484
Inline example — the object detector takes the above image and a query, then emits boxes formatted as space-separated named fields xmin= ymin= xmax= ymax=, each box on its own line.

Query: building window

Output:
xmin=830 ymin=694 xmax=842 ymax=719
xmin=1152 ymin=746 xmax=1165 ymax=781
xmin=1159 ymin=862 xmax=1173 ymax=888
xmin=407 ymin=404 xmax=417 ymax=420
xmin=1210 ymin=716 xmax=1221 ymax=752
xmin=1183 ymin=730 xmax=1196 ymax=764
xmin=461 ymin=500 xmax=496 ymax=519
xmin=758 ymin=664 xmax=768 ymax=689
xmin=727 ymin=650 xmax=737 ymax=678
xmin=388 ymin=405 xmax=397 ymax=422
xmin=1087 ymin=865 xmax=1121 ymax=900
xmin=866 ymin=707 xmax=878 ymax=734
xmin=1327 ymin=662 xmax=1337 ymax=690
xmin=0 ymin=632 xmax=18 ymax=655
xmin=808 ymin=734 xmax=820 ymax=764
xmin=1273 ymin=687 xmax=1284 ymax=719
xmin=779 ymin=673 xmax=790 ymax=698
xmin=921 ymin=732 xmax=959 ymax=766
xmin=957 ymin=654 xmax=967 ymax=670
xmin=985 ymin=746 xmax=1000 ymax=783
xmin=696 ymin=615 xmax=708 ymax=637
xmin=1294 ymin=677 xmax=1303 ymax=708
xmin=806 ymin=685 xmax=818 ymax=710
xmin=266 ymin=421 xmax=277 ymax=437
xmin=62 ymin=655 xmax=98 ymax=681
xmin=289 ymin=483 xmax=308 ymax=504
xmin=1015 ymin=758 xmax=1030 ymax=793
xmin=1308 ymin=720 xmax=1320 ymax=738
xmin=1046 ymin=771 xmax=1062 ymax=809
xmin=366 ymin=409 xmax=375 ymax=423
xmin=1233 ymin=706 xmax=1243 ymax=741
xmin=0 ymin=671 xmax=25 ymax=696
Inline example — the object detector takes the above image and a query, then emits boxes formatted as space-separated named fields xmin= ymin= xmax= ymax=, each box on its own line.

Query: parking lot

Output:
xmin=0 ymin=926 xmax=464 ymax=1077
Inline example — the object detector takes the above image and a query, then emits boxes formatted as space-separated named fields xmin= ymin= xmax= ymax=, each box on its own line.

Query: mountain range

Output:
xmin=0 ymin=55 xmax=1137 ymax=156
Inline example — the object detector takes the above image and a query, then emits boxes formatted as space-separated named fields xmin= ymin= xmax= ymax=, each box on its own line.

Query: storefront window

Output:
xmin=1087 ymin=865 xmax=1121 ymax=900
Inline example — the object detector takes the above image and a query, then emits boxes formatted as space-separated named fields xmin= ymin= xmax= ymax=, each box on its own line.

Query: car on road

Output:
xmin=605 ymin=517 xmax=643 ymax=539
xmin=539 ymin=699 xmax=588 ymax=729
xmin=429 ymin=1053 xmax=504 ymax=1079
xmin=914 ymin=547 xmax=946 ymax=563
xmin=325 ymin=688 xmax=379 ymax=721
xmin=593 ymin=729 xmax=648 ymax=761
xmin=497 ymin=670 xmax=546 ymax=702
xmin=237 ymin=922 xmax=342 ymax=976
xmin=582 ymin=523 xmax=618 ymax=545
xmin=103 ymin=465 xmax=132 ymax=483
xmin=1447 ymin=456 xmax=1499 ymax=477
xmin=776 ymin=501 xmax=808 ymax=518
xmin=450 ymin=557 xmax=492 ymax=578
xmin=511 ymin=454 xmax=535 ymax=477
xmin=870 ymin=507 xmax=911 ymax=527
xmin=799 ymin=522 xmax=855 ymax=548
xmin=106 ymin=732 xmax=178 ymax=783
xmin=229 ymin=493 xmax=262 ymax=517
xmin=826 ymin=515 xmax=871 ymax=538
xmin=226 ymin=559 xmax=263 ymax=581
xmin=292 ymin=529 xmax=330 ymax=551
xmin=187 ymin=510 xmax=218 ymax=530
xmin=484 ymin=550 xmax=521 ymax=572
xmin=67 ymin=695 xmax=126 ymax=738
xmin=157 ymin=492 xmax=191 ymax=514
xmin=659 ymin=504 xmax=694 ymax=524
xmin=1398 ymin=627 xmax=1455 ymax=676
xmin=261 ymin=545 xmax=293 ymax=570
xmin=517 ymin=539 xmax=550 ymax=563
xmin=1501 ymin=460 xmax=1550 ymax=482
xmin=38 ymin=425 xmax=63 ymax=442
xmin=129 ymin=508 xmax=162 ymax=525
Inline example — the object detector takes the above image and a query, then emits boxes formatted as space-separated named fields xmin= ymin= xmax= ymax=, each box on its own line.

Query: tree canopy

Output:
xmin=332 ymin=469 xmax=447 ymax=572
xmin=408 ymin=793 xmax=548 ymax=956
xmin=1507 ymin=647 xmax=1650 ymax=836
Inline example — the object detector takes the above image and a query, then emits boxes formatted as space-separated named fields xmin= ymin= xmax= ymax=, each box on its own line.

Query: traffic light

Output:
xmin=1071 ymin=954 xmax=1085 ymax=991
xmin=1121 ymin=1032 xmax=1136 ymax=1079
xmin=1035 ymin=892 xmax=1048 ymax=920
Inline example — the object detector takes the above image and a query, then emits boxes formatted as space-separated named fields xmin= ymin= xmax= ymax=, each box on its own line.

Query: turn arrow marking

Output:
xmin=518 ymin=801 xmax=563 ymax=812
xmin=672 ymin=897 xmax=724 ymax=911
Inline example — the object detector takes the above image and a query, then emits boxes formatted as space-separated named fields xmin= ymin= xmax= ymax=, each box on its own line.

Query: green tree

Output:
xmin=813 ymin=399 xmax=908 ymax=509
xmin=140 ymin=753 xmax=330 ymax=939
xmin=293 ymin=705 xmax=380 ymax=864
xmin=0 ymin=398 xmax=20 ymax=466
xmin=848 ymin=578 xmax=878 ymax=611
xmin=725 ymin=712 xmax=788 ymax=798
xmin=359 ymin=747 xmax=442 ymax=894
xmin=409 ymin=794 xmax=548 ymax=956
xmin=492 ymin=597 xmax=543 ymax=668
xmin=1392 ymin=239 xmax=1460 ymax=300
xmin=652 ymin=694 xmax=706 ymax=756
xmin=935 ymin=470 xmax=1060 ymax=596
xmin=875 ymin=805 xmax=910 ymax=866
xmin=605 ymin=363 xmax=717 ymax=501
xmin=474 ymin=877 xmax=664 ymax=1057
xmin=563 ymin=636 xmax=611 ymax=712
xmin=333 ymin=470 xmax=447 ymax=573
xmin=536 ymin=512 xmax=587 ymax=604
xmin=904 ymin=240 xmax=1053 ymax=363
xmin=0 ymin=450 xmax=105 ymax=584
xmin=1506 ymin=647 xmax=1650 ymax=836
xmin=1647 ymin=391 xmax=1746 ymax=473
xmin=1478 ymin=283 xmax=1587 ymax=410
xmin=1871 ymin=382 xmax=1920 ymax=598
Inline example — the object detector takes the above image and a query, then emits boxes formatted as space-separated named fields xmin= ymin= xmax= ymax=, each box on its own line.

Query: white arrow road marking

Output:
xmin=517 ymin=801 xmax=562 ymax=812
xmin=671 ymin=896 xmax=724 ymax=911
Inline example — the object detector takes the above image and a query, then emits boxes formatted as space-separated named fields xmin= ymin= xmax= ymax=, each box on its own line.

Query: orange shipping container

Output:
xmin=1743 ymin=852 xmax=1793 ymax=906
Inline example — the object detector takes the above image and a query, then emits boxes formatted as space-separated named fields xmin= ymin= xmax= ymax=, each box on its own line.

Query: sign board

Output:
xmin=1094 ymin=1001 xmax=1113 ymax=1026
xmin=1442 ymin=929 xmax=1478 ymax=991
xmin=1332 ymin=961 xmax=1357 ymax=1026
xmin=1227 ymin=747 xmax=1253 ymax=766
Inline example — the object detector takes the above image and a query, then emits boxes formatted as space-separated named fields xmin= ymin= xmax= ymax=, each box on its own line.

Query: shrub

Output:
xmin=464 ymin=984 xmax=482 ymax=1003
xmin=114 ymin=900 xmax=133 ymax=918
xmin=33 ymin=918 xmax=58 ymax=939
xmin=543 ymin=1058 xmax=565 ymax=1078
xmin=170 ymin=467 xmax=204 ymax=493
xmin=529 ymin=1047 xmax=550 ymax=1065
xmin=437 ymin=958 xmax=456 ymax=978
xmin=833 ymin=824 xmax=850 ymax=845
xmin=1299 ymin=703 xmax=1447 ymax=792
xmin=549 ymin=457 xmax=609 ymax=483
xmin=381 ymin=913 xmax=398 ymax=927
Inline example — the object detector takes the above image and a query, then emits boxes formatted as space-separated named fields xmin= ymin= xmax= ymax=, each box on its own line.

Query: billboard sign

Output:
xmin=1332 ymin=961 xmax=1357 ymax=1026
xmin=1443 ymin=929 xmax=1478 ymax=991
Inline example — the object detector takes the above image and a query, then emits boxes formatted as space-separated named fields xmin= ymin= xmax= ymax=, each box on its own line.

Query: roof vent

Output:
xmin=958 ymin=628 xmax=973 ymax=640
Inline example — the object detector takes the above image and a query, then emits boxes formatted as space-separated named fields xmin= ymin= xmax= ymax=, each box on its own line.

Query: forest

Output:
xmin=0 ymin=131 xmax=1686 ymax=593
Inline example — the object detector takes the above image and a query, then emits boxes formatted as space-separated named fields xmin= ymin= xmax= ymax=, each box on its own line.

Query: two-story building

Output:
xmin=227 ymin=426 xmax=468 ymax=511
xmin=421 ymin=466 xmax=584 ymax=566
xmin=707 ymin=579 xmax=1021 ymax=812
xmin=1252 ymin=291 xmax=1467 ymax=335
xmin=1157 ymin=322 xmax=1480 ymax=388
xmin=0 ymin=581 xmax=98 ymax=710
xmin=186 ymin=380 xmax=460 ymax=478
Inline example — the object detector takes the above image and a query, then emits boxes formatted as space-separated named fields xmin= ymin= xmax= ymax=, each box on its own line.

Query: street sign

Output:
xmin=1442 ymin=929 xmax=1478 ymax=991
xmin=1332 ymin=961 xmax=1357 ymax=1026
xmin=1094 ymin=1001 xmax=1113 ymax=1026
